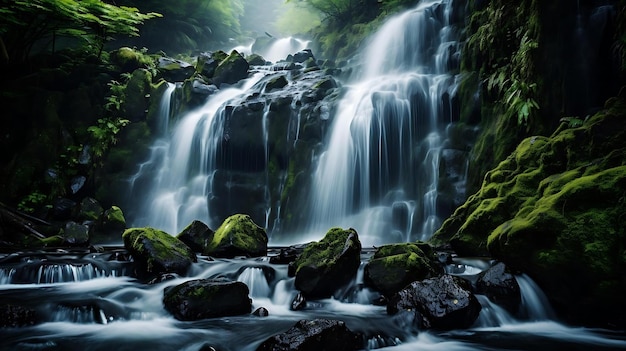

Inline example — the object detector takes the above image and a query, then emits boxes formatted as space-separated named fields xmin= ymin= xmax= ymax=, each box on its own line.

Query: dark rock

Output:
xmin=256 ymin=319 xmax=361 ymax=351
xmin=364 ymin=242 xmax=441 ymax=297
xmin=213 ymin=50 xmax=249 ymax=86
xmin=123 ymin=68 xmax=153 ymax=122
xmin=247 ymin=54 xmax=267 ymax=66
xmin=264 ymin=74 xmax=288 ymax=93
xmin=270 ymin=244 xmax=307 ymax=265
xmin=163 ymin=278 xmax=251 ymax=320
xmin=204 ymin=214 xmax=267 ymax=258
xmin=63 ymin=221 xmax=90 ymax=246
xmin=122 ymin=227 xmax=196 ymax=280
xmin=291 ymin=292 xmax=306 ymax=311
xmin=475 ymin=262 xmax=521 ymax=314
xmin=176 ymin=220 xmax=214 ymax=253
xmin=198 ymin=50 xmax=228 ymax=78
xmin=291 ymin=228 xmax=361 ymax=299
xmin=292 ymin=49 xmax=314 ymax=63
xmin=70 ymin=175 xmax=86 ymax=194
xmin=0 ymin=304 xmax=38 ymax=327
xmin=157 ymin=56 xmax=196 ymax=82
xmin=387 ymin=275 xmax=481 ymax=330
xmin=253 ymin=307 xmax=269 ymax=317
xmin=93 ymin=206 xmax=126 ymax=244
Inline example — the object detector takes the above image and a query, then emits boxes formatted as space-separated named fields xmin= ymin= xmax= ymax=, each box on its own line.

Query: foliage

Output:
xmin=89 ymin=78 xmax=132 ymax=160
xmin=0 ymin=0 xmax=160 ymax=62
xmin=115 ymin=0 xmax=245 ymax=54
xmin=466 ymin=1 xmax=541 ymax=127
xmin=274 ymin=2 xmax=322 ymax=35
xmin=17 ymin=192 xmax=49 ymax=213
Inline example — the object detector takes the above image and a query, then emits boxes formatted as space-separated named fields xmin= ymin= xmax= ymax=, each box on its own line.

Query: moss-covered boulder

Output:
xmin=205 ymin=214 xmax=267 ymax=258
xmin=123 ymin=68 xmax=153 ymax=122
xmin=290 ymin=227 xmax=362 ymax=299
xmin=213 ymin=50 xmax=249 ymax=86
xmin=156 ymin=56 xmax=195 ymax=82
xmin=109 ymin=47 xmax=153 ymax=73
xmin=122 ymin=227 xmax=196 ymax=280
xmin=176 ymin=220 xmax=214 ymax=253
xmin=363 ymin=242 xmax=441 ymax=297
xmin=430 ymin=90 xmax=626 ymax=327
xmin=163 ymin=278 xmax=251 ymax=320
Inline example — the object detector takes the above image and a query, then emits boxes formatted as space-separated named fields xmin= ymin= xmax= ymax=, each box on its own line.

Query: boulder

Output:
xmin=157 ymin=56 xmax=195 ymax=82
xmin=205 ymin=214 xmax=267 ymax=258
xmin=197 ymin=50 xmax=227 ymax=78
xmin=246 ymin=54 xmax=267 ymax=66
xmin=163 ymin=278 xmax=251 ymax=320
xmin=63 ymin=221 xmax=90 ymax=246
xmin=475 ymin=262 xmax=521 ymax=314
xmin=364 ymin=242 xmax=441 ymax=297
xmin=122 ymin=227 xmax=196 ymax=280
xmin=256 ymin=319 xmax=361 ymax=351
xmin=78 ymin=197 xmax=103 ymax=221
xmin=123 ymin=68 xmax=153 ymax=122
xmin=290 ymin=227 xmax=361 ymax=299
xmin=176 ymin=220 xmax=214 ymax=253
xmin=292 ymin=49 xmax=314 ymax=63
xmin=387 ymin=275 xmax=481 ymax=330
xmin=213 ymin=50 xmax=249 ymax=86
xmin=95 ymin=205 xmax=126 ymax=241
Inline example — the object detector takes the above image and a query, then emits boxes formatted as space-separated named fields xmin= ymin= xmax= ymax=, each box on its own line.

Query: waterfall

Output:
xmin=261 ymin=37 xmax=310 ymax=63
xmin=302 ymin=0 xmax=463 ymax=245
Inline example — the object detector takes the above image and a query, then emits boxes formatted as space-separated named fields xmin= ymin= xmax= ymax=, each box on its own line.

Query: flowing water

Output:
xmin=1 ymin=249 xmax=625 ymax=351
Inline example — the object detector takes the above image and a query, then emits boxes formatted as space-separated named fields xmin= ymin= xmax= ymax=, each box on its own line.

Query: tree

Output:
xmin=0 ymin=0 xmax=160 ymax=63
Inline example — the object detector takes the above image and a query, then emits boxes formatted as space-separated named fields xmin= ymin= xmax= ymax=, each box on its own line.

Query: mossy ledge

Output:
xmin=430 ymin=89 xmax=626 ymax=328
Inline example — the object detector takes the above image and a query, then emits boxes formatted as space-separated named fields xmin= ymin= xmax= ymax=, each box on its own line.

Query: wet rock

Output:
xmin=0 ymin=304 xmax=38 ymax=327
xmin=475 ymin=262 xmax=521 ymax=314
xmin=204 ymin=214 xmax=267 ymax=258
xmin=270 ymin=244 xmax=307 ymax=265
xmin=94 ymin=206 xmax=126 ymax=243
xmin=291 ymin=292 xmax=306 ymax=311
xmin=292 ymin=49 xmax=314 ymax=63
xmin=387 ymin=275 xmax=481 ymax=330
xmin=364 ymin=242 xmax=441 ymax=297
xmin=256 ymin=319 xmax=361 ymax=351
xmin=198 ymin=50 xmax=227 ymax=78
xmin=247 ymin=54 xmax=267 ymax=66
xmin=213 ymin=50 xmax=249 ymax=86
xmin=63 ymin=221 xmax=90 ymax=246
xmin=176 ymin=220 xmax=214 ymax=253
xmin=253 ymin=307 xmax=269 ymax=317
xmin=290 ymin=228 xmax=361 ymax=299
xmin=122 ymin=227 xmax=196 ymax=280
xmin=264 ymin=74 xmax=288 ymax=92
xmin=163 ymin=278 xmax=251 ymax=320
xmin=157 ymin=56 xmax=195 ymax=82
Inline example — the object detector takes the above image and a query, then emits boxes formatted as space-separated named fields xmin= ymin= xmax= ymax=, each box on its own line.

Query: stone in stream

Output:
xmin=176 ymin=220 xmax=214 ymax=253
xmin=289 ymin=227 xmax=361 ymax=299
xmin=163 ymin=278 xmax=251 ymax=320
xmin=387 ymin=274 xmax=482 ymax=330
xmin=475 ymin=261 xmax=521 ymax=314
xmin=204 ymin=214 xmax=268 ymax=258
xmin=255 ymin=319 xmax=361 ymax=351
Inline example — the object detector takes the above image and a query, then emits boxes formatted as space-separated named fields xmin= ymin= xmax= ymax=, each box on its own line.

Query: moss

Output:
xmin=205 ymin=214 xmax=267 ymax=258
xmin=122 ymin=227 xmax=196 ymax=275
xmin=293 ymin=227 xmax=360 ymax=275
xmin=105 ymin=206 xmax=126 ymax=225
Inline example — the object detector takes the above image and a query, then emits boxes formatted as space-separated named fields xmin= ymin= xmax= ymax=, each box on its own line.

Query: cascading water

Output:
xmin=301 ymin=0 xmax=463 ymax=245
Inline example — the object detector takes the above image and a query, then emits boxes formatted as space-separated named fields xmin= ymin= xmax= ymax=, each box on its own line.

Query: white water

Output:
xmin=302 ymin=0 xmax=462 ymax=245
xmin=1 ymin=252 xmax=625 ymax=351
xmin=261 ymin=37 xmax=310 ymax=63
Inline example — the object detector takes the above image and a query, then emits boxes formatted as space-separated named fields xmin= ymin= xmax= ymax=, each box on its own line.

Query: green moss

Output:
xmin=293 ymin=227 xmax=360 ymax=275
xmin=105 ymin=206 xmax=126 ymax=225
xmin=122 ymin=227 xmax=195 ymax=273
xmin=206 ymin=214 xmax=267 ymax=257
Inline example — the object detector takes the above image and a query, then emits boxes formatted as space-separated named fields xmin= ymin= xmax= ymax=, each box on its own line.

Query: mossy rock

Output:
xmin=432 ymin=92 xmax=626 ymax=327
xmin=213 ymin=50 xmax=249 ymax=86
xmin=246 ymin=53 xmax=267 ymax=66
xmin=204 ymin=214 xmax=267 ymax=258
xmin=364 ymin=242 xmax=441 ymax=297
xmin=123 ymin=68 xmax=153 ymax=122
xmin=163 ymin=278 xmax=251 ymax=320
xmin=122 ymin=227 xmax=196 ymax=280
xmin=291 ymin=227 xmax=362 ymax=299
xmin=110 ymin=47 xmax=152 ymax=73
xmin=176 ymin=220 xmax=214 ymax=253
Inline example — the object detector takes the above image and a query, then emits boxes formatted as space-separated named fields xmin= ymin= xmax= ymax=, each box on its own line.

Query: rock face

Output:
xmin=122 ymin=227 xmax=196 ymax=280
xmin=163 ymin=278 xmax=251 ymax=320
xmin=387 ymin=275 xmax=481 ymax=330
xmin=205 ymin=214 xmax=267 ymax=258
xmin=475 ymin=262 xmax=520 ymax=314
xmin=364 ymin=242 xmax=441 ymax=297
xmin=157 ymin=56 xmax=196 ymax=82
xmin=176 ymin=220 xmax=214 ymax=253
xmin=290 ymin=228 xmax=361 ymax=299
xmin=430 ymin=91 xmax=626 ymax=327
xmin=256 ymin=319 xmax=361 ymax=351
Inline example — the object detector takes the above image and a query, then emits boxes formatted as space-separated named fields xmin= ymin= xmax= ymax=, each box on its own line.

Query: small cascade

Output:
xmin=36 ymin=263 xmax=109 ymax=284
xmin=516 ymin=273 xmax=556 ymax=321
xmin=261 ymin=37 xmax=310 ymax=63
xmin=237 ymin=267 xmax=271 ymax=298
xmin=302 ymin=0 xmax=465 ymax=245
